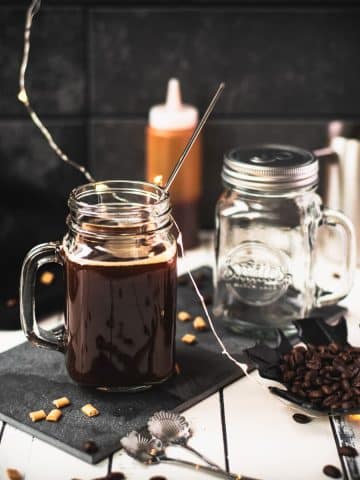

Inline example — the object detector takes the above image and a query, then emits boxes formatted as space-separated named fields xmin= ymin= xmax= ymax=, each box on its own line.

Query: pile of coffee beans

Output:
xmin=280 ymin=342 xmax=360 ymax=410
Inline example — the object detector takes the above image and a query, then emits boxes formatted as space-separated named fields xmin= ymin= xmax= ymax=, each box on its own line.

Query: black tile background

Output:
xmin=0 ymin=2 xmax=359 ymax=294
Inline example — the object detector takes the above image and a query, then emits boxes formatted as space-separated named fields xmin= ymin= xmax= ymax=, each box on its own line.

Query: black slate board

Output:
xmin=0 ymin=267 xmax=245 ymax=464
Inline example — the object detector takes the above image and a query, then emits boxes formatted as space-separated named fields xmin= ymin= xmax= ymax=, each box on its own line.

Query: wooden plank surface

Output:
xmin=26 ymin=438 xmax=108 ymax=480
xmin=331 ymin=277 xmax=360 ymax=480
xmin=331 ymin=415 xmax=360 ymax=480
xmin=111 ymin=393 xmax=226 ymax=479
xmin=224 ymin=371 xmax=342 ymax=480
xmin=0 ymin=425 xmax=33 ymax=480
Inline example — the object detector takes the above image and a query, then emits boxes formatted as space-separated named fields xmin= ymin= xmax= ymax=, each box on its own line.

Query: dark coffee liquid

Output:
xmin=64 ymin=254 xmax=177 ymax=388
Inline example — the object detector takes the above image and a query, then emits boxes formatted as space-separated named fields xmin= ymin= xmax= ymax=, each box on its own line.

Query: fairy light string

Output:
xmin=18 ymin=0 xmax=265 ymax=392
xmin=18 ymin=0 xmax=95 ymax=183
xmin=18 ymin=0 xmax=310 ymax=415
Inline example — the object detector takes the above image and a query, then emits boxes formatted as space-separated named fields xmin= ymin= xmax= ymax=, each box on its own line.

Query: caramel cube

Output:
xmin=52 ymin=396 xmax=71 ymax=408
xmin=193 ymin=316 xmax=208 ymax=331
xmin=181 ymin=333 xmax=197 ymax=345
xmin=81 ymin=404 xmax=99 ymax=417
xmin=177 ymin=311 xmax=192 ymax=322
xmin=29 ymin=410 xmax=46 ymax=422
xmin=46 ymin=409 xmax=62 ymax=422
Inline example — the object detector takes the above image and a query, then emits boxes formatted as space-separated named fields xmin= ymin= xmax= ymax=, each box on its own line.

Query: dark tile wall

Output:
xmin=1 ymin=2 xmax=360 ymax=235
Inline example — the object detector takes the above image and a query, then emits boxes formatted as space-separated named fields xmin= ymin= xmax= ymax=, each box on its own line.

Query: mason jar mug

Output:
xmin=20 ymin=180 xmax=177 ymax=391
xmin=214 ymin=145 xmax=356 ymax=338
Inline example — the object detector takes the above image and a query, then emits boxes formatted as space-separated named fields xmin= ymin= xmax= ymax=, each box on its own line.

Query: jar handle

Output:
xmin=20 ymin=242 xmax=65 ymax=352
xmin=315 ymin=208 xmax=356 ymax=308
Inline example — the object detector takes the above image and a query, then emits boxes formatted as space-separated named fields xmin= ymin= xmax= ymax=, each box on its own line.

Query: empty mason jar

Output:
xmin=214 ymin=145 xmax=356 ymax=338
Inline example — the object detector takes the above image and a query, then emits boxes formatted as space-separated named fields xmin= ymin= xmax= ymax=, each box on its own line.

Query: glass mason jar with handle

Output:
xmin=20 ymin=180 xmax=177 ymax=391
xmin=214 ymin=145 xmax=356 ymax=339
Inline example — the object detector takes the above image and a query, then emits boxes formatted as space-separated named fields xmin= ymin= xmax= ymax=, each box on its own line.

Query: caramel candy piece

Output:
xmin=81 ymin=404 xmax=99 ymax=417
xmin=53 ymin=396 xmax=71 ymax=408
xmin=177 ymin=311 xmax=192 ymax=322
xmin=6 ymin=468 xmax=23 ymax=480
xmin=193 ymin=316 xmax=208 ymax=331
xmin=181 ymin=333 xmax=197 ymax=345
xmin=46 ymin=409 xmax=62 ymax=422
xmin=40 ymin=271 xmax=55 ymax=285
xmin=29 ymin=410 xmax=46 ymax=422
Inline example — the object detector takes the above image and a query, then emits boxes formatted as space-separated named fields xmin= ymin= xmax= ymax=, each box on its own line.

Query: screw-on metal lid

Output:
xmin=222 ymin=144 xmax=319 ymax=193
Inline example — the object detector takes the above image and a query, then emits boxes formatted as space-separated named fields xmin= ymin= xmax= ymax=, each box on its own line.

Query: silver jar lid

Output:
xmin=222 ymin=144 xmax=319 ymax=192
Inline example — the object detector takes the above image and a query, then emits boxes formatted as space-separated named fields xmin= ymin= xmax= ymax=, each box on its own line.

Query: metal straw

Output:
xmin=163 ymin=82 xmax=225 ymax=192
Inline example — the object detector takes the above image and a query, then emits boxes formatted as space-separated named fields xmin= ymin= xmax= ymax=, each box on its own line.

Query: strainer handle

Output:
xmin=315 ymin=208 xmax=356 ymax=308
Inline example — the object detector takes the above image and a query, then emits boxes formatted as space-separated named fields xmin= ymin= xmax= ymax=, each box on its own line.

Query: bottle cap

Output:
xmin=149 ymin=78 xmax=198 ymax=131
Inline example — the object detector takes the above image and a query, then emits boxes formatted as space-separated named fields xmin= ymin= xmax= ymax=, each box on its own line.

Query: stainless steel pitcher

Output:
xmin=315 ymin=122 xmax=360 ymax=265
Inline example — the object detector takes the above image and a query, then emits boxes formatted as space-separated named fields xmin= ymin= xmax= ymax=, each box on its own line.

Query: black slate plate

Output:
xmin=245 ymin=312 xmax=360 ymax=415
xmin=0 ymin=267 xmax=244 ymax=464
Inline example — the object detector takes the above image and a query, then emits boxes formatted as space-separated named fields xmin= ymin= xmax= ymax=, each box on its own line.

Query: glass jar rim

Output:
xmin=68 ymin=180 xmax=172 ymax=237
xmin=69 ymin=180 xmax=169 ymax=212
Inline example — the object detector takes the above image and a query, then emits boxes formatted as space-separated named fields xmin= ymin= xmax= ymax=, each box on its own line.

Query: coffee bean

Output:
xmin=296 ymin=366 xmax=306 ymax=375
xmin=283 ymin=371 xmax=295 ymax=383
xmin=340 ymin=353 xmax=352 ymax=363
xmin=338 ymin=446 xmax=358 ymax=457
xmin=329 ymin=343 xmax=341 ymax=354
xmin=323 ymin=465 xmax=342 ymax=478
xmin=293 ymin=351 xmax=304 ymax=365
xmin=288 ymin=355 xmax=296 ymax=369
xmin=331 ymin=382 xmax=341 ymax=393
xmin=314 ymin=377 xmax=322 ymax=387
xmin=308 ymin=389 xmax=323 ymax=399
xmin=341 ymin=379 xmax=350 ymax=391
xmin=342 ymin=391 xmax=353 ymax=401
xmin=83 ymin=440 xmax=98 ymax=454
xmin=353 ymin=373 xmax=360 ymax=387
xmin=322 ymin=395 xmax=338 ymax=408
xmin=292 ymin=413 xmax=312 ymax=424
xmin=307 ymin=360 xmax=321 ymax=370
xmin=321 ymin=385 xmax=333 ymax=396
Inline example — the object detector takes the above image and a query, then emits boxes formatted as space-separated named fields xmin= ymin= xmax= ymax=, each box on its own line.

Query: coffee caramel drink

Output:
xmin=64 ymin=250 xmax=177 ymax=388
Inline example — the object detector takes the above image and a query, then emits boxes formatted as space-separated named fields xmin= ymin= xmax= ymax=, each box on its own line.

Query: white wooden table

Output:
xmin=0 ymin=242 xmax=359 ymax=480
